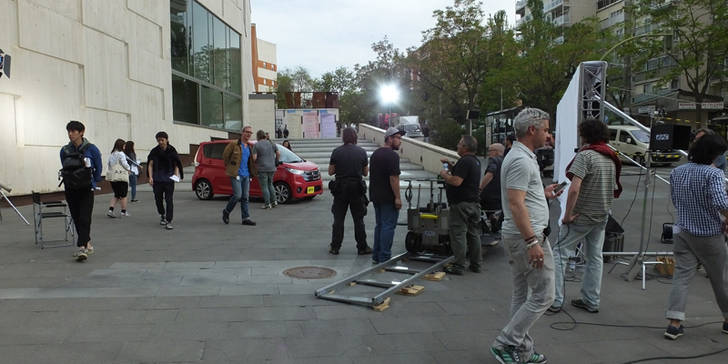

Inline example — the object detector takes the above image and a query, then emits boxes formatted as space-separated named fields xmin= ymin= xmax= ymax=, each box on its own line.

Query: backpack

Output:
xmin=60 ymin=144 xmax=93 ymax=189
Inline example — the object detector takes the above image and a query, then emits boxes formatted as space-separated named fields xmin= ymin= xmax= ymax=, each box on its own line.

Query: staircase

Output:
xmin=283 ymin=138 xmax=437 ymax=186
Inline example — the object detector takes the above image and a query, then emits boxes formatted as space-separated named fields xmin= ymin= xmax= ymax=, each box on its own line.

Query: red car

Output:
xmin=192 ymin=140 xmax=323 ymax=203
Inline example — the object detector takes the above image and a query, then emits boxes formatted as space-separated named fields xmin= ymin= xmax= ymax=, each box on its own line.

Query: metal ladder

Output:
xmin=314 ymin=252 xmax=453 ymax=310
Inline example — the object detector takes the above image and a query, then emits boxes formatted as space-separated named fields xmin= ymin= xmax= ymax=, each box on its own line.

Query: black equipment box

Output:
xmin=603 ymin=214 xmax=624 ymax=263
xmin=649 ymin=124 xmax=691 ymax=151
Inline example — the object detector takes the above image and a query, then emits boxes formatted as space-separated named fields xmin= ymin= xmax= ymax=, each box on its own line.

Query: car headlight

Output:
xmin=286 ymin=168 xmax=305 ymax=175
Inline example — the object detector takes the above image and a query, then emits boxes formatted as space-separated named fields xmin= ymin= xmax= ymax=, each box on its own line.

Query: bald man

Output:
xmin=480 ymin=143 xmax=505 ymax=212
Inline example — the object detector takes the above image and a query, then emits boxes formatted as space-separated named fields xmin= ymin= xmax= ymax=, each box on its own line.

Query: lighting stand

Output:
xmin=0 ymin=185 xmax=30 ymax=225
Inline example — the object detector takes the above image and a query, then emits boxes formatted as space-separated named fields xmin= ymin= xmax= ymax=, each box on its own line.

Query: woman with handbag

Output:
xmin=107 ymin=139 xmax=132 ymax=217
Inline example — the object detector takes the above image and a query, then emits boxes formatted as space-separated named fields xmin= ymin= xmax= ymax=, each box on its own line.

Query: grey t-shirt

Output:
xmin=500 ymin=141 xmax=549 ymax=236
xmin=568 ymin=150 xmax=616 ymax=224
xmin=253 ymin=140 xmax=278 ymax=173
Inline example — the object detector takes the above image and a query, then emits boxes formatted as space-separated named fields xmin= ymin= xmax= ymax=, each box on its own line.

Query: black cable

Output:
xmin=621 ymin=167 xmax=643 ymax=226
xmin=621 ymin=346 xmax=728 ymax=364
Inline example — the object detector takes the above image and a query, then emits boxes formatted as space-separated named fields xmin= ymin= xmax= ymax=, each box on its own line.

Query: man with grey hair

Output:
xmin=491 ymin=107 xmax=561 ymax=364
xmin=440 ymin=135 xmax=482 ymax=275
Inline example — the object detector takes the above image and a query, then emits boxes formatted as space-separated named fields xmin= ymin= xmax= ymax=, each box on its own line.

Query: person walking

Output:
xmin=253 ymin=129 xmax=280 ymax=209
xmin=106 ymin=138 xmax=132 ymax=218
xmin=491 ymin=108 xmax=561 ymax=364
xmin=222 ymin=126 xmax=257 ymax=226
xmin=147 ymin=131 xmax=183 ymax=230
xmin=664 ymin=133 xmax=728 ymax=340
xmin=440 ymin=135 xmax=482 ymax=275
xmin=480 ymin=143 xmax=505 ymax=212
xmin=369 ymin=127 xmax=405 ymax=264
xmin=328 ymin=127 xmax=372 ymax=255
xmin=59 ymin=120 xmax=102 ymax=262
xmin=283 ymin=125 xmax=289 ymax=138
xmin=550 ymin=119 xmax=621 ymax=314
xmin=124 ymin=140 xmax=140 ymax=202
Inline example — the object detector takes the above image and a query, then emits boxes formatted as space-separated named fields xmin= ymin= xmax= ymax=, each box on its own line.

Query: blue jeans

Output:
xmin=128 ymin=173 xmax=137 ymax=200
xmin=552 ymin=220 xmax=607 ymax=308
xmin=259 ymin=171 xmax=276 ymax=205
xmin=225 ymin=176 xmax=250 ymax=220
xmin=373 ymin=203 xmax=399 ymax=263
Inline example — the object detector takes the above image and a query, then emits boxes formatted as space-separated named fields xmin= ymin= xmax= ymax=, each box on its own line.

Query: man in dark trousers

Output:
xmin=328 ymin=127 xmax=372 ymax=255
xmin=440 ymin=135 xmax=482 ymax=275
xmin=147 ymin=131 xmax=182 ymax=230
xmin=369 ymin=127 xmax=405 ymax=264
xmin=60 ymin=120 xmax=102 ymax=261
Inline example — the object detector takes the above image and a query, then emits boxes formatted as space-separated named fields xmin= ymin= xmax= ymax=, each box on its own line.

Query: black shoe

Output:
xmin=242 ymin=219 xmax=256 ymax=226
xmin=444 ymin=265 xmax=464 ymax=275
xmin=329 ymin=247 xmax=340 ymax=255
xmin=222 ymin=209 xmax=230 ymax=224
xmin=131 ymin=199 xmax=138 ymax=202
xmin=547 ymin=305 xmax=562 ymax=313
xmin=469 ymin=265 xmax=482 ymax=273
xmin=571 ymin=298 xmax=599 ymax=313
xmin=357 ymin=246 xmax=373 ymax=255
xmin=664 ymin=324 xmax=684 ymax=340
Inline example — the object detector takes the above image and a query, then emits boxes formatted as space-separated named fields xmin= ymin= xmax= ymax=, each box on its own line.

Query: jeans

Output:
xmin=666 ymin=231 xmax=728 ymax=321
xmin=373 ymin=203 xmax=399 ymax=263
xmin=225 ymin=176 xmax=250 ymax=220
xmin=259 ymin=171 xmax=276 ymax=205
xmin=64 ymin=187 xmax=94 ymax=247
xmin=153 ymin=182 xmax=174 ymax=222
xmin=331 ymin=180 xmax=367 ymax=250
xmin=494 ymin=233 xmax=555 ymax=358
xmin=448 ymin=201 xmax=482 ymax=270
xmin=128 ymin=173 xmax=137 ymax=200
xmin=552 ymin=220 xmax=607 ymax=308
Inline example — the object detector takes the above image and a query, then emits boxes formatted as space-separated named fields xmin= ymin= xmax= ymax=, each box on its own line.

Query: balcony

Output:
xmin=544 ymin=0 xmax=564 ymax=13
xmin=553 ymin=13 xmax=570 ymax=26
xmin=600 ymin=12 xmax=625 ymax=29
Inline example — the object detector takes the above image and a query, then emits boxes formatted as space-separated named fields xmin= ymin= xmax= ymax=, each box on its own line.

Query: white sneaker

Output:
xmin=73 ymin=248 xmax=88 ymax=261
xmin=272 ymin=201 xmax=278 ymax=208
xmin=165 ymin=223 xmax=174 ymax=230
xmin=120 ymin=211 xmax=130 ymax=217
xmin=106 ymin=210 xmax=115 ymax=218
xmin=261 ymin=204 xmax=271 ymax=209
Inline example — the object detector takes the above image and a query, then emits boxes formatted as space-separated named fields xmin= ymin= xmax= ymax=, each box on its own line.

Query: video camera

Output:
xmin=0 ymin=48 xmax=11 ymax=78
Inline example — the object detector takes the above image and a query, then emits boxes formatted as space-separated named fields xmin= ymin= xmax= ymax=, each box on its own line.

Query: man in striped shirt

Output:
xmin=664 ymin=133 xmax=728 ymax=340
xmin=550 ymin=119 xmax=620 ymax=314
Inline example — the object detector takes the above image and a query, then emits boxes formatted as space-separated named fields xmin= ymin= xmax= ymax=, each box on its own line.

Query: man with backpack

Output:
xmin=60 ymin=120 xmax=102 ymax=262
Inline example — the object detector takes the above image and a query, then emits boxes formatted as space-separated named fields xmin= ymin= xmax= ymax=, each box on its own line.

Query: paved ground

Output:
xmin=1 ymin=164 xmax=727 ymax=363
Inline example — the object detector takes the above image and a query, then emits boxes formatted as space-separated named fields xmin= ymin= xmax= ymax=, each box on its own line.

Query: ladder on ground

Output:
xmin=314 ymin=252 xmax=453 ymax=310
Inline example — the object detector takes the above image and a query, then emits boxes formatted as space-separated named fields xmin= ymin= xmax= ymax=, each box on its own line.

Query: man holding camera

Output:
xmin=491 ymin=108 xmax=561 ymax=364
xmin=550 ymin=119 xmax=621 ymax=314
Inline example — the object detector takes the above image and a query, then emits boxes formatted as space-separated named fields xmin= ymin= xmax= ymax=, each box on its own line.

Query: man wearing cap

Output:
xmin=369 ymin=127 xmax=405 ymax=263
xmin=440 ymin=135 xmax=482 ymax=275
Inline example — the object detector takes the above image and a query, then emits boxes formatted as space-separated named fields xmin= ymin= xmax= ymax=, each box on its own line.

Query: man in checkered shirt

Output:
xmin=664 ymin=133 xmax=728 ymax=340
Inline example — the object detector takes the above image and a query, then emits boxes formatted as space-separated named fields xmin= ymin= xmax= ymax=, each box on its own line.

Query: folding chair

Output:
xmin=32 ymin=192 xmax=74 ymax=248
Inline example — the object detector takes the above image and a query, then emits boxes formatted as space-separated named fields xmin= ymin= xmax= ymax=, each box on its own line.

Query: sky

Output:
xmin=250 ymin=0 xmax=516 ymax=77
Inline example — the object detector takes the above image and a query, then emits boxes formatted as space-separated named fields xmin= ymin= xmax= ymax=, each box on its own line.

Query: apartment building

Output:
xmin=251 ymin=23 xmax=278 ymax=92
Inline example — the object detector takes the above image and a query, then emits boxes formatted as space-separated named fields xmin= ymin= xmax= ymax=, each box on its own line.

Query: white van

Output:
xmin=608 ymin=125 xmax=681 ymax=166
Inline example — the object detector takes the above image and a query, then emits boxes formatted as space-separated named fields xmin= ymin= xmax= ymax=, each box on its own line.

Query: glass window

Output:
xmin=224 ymin=94 xmax=241 ymax=131
xmin=170 ymin=0 xmax=189 ymax=73
xmin=618 ymin=130 xmax=630 ymax=143
xmin=172 ymin=75 xmax=199 ymax=124
xmin=201 ymin=86 xmax=223 ymax=129
xmin=609 ymin=129 xmax=617 ymax=141
xmin=212 ymin=16 xmax=227 ymax=88
xmin=192 ymin=1 xmax=210 ymax=82
xmin=631 ymin=130 xmax=650 ymax=143
xmin=276 ymin=144 xmax=304 ymax=163
xmin=203 ymin=143 xmax=226 ymax=160
xmin=229 ymin=29 xmax=241 ymax=94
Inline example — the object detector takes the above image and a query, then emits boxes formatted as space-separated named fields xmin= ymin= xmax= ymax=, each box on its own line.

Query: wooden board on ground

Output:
xmin=372 ymin=297 xmax=391 ymax=311
xmin=424 ymin=271 xmax=446 ymax=281
xmin=399 ymin=285 xmax=424 ymax=296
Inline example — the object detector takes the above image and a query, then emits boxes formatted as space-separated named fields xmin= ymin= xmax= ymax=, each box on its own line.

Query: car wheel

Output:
xmin=194 ymin=179 xmax=214 ymax=200
xmin=274 ymin=182 xmax=291 ymax=204
xmin=634 ymin=154 xmax=645 ymax=166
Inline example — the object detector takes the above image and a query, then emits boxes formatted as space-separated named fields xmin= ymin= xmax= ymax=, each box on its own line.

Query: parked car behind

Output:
xmin=608 ymin=125 xmax=681 ymax=166
xmin=397 ymin=123 xmax=423 ymax=138
xmin=192 ymin=140 xmax=323 ymax=203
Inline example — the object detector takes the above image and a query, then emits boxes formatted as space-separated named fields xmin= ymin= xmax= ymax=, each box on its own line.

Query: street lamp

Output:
xmin=379 ymin=84 xmax=400 ymax=127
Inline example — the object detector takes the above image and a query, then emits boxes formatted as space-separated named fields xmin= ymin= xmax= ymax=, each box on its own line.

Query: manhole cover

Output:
xmin=283 ymin=266 xmax=336 ymax=279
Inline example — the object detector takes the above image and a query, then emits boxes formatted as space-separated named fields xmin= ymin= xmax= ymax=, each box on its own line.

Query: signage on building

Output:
xmin=637 ymin=105 xmax=656 ymax=114
xmin=678 ymin=102 xmax=725 ymax=110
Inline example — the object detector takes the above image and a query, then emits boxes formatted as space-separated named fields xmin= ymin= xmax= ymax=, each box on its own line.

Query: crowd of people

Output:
xmin=59 ymin=111 xmax=728 ymax=363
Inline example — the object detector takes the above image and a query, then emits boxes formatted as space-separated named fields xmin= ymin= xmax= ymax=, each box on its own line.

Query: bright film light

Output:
xmin=379 ymin=84 xmax=400 ymax=104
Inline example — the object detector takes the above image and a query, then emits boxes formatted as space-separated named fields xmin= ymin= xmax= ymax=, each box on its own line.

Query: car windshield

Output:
xmin=277 ymin=143 xmax=304 ymax=163
xmin=631 ymin=130 xmax=650 ymax=143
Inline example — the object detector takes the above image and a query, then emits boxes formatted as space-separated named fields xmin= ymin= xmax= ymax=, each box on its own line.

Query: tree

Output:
xmin=634 ymin=0 xmax=728 ymax=126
